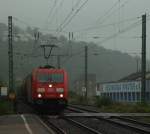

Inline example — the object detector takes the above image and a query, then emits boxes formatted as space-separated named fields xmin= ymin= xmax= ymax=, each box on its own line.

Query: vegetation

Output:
xmin=0 ymin=100 xmax=13 ymax=115
xmin=0 ymin=80 xmax=13 ymax=115
xmin=69 ymin=93 xmax=150 ymax=113
xmin=0 ymin=22 xmax=147 ymax=85
xmin=69 ymin=91 xmax=92 ymax=104
xmin=94 ymin=96 xmax=113 ymax=107
xmin=97 ymin=102 xmax=150 ymax=113
xmin=94 ymin=96 xmax=150 ymax=113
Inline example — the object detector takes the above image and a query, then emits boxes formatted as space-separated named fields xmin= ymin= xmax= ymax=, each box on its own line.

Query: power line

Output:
xmin=13 ymin=17 xmax=61 ymax=35
xmin=97 ymin=20 xmax=142 ymax=45
xmin=97 ymin=14 xmax=150 ymax=44
xmin=13 ymin=17 xmax=37 ymax=29
xmin=57 ymin=0 xmax=82 ymax=32
xmin=96 ymin=0 xmax=130 ymax=25
xmin=45 ymin=0 xmax=58 ymax=28
xmin=76 ymin=17 xmax=144 ymax=44
xmin=64 ymin=18 xmax=144 ymax=58
xmin=71 ymin=16 xmax=141 ymax=33
xmin=82 ymin=0 xmax=130 ymax=35
xmin=61 ymin=43 xmax=142 ymax=67
xmin=48 ymin=0 xmax=64 ymax=26
xmin=56 ymin=0 xmax=65 ymax=26
xmin=74 ymin=14 xmax=150 ymax=41
xmin=95 ymin=0 xmax=120 ymax=24
xmin=58 ymin=0 xmax=89 ymax=32
xmin=75 ymin=35 xmax=141 ymax=40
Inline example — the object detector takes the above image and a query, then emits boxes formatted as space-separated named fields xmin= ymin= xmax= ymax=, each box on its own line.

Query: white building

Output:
xmin=96 ymin=72 xmax=150 ymax=102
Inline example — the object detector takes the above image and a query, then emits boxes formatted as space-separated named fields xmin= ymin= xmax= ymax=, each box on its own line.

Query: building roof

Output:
xmin=119 ymin=71 xmax=150 ymax=81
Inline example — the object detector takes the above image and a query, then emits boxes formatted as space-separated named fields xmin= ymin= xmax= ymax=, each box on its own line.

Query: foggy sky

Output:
xmin=0 ymin=0 xmax=150 ymax=58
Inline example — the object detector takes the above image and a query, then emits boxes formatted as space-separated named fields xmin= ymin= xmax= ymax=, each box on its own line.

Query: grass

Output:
xmin=0 ymin=100 xmax=14 ymax=115
xmin=97 ymin=103 xmax=150 ymax=113
xmin=69 ymin=92 xmax=150 ymax=113
xmin=94 ymin=96 xmax=150 ymax=113
xmin=68 ymin=91 xmax=92 ymax=105
xmin=69 ymin=92 xmax=150 ymax=123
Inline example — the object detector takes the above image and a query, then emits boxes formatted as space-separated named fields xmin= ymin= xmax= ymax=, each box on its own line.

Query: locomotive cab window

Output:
xmin=37 ymin=73 xmax=64 ymax=83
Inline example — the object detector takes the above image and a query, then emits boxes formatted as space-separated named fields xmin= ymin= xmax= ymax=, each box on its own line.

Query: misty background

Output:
xmin=0 ymin=0 xmax=150 ymax=89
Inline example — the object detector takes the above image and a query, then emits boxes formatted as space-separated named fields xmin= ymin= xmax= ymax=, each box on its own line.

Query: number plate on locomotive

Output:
xmin=48 ymin=88 xmax=54 ymax=92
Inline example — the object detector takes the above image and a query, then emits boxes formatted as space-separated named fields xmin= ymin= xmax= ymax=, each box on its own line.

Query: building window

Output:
xmin=116 ymin=92 xmax=119 ymax=101
xmin=128 ymin=92 xmax=131 ymax=102
xmin=113 ymin=93 xmax=116 ymax=101
xmin=146 ymin=92 xmax=150 ymax=102
xmin=102 ymin=93 xmax=106 ymax=97
xmin=110 ymin=93 xmax=112 ymax=100
xmin=106 ymin=93 xmax=108 ymax=97
xmin=124 ymin=92 xmax=127 ymax=101
xmin=132 ymin=92 xmax=135 ymax=102
xmin=136 ymin=92 xmax=140 ymax=102
xmin=120 ymin=92 xmax=123 ymax=101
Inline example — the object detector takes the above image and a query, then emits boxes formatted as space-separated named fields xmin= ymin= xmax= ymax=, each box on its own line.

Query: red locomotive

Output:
xmin=23 ymin=66 xmax=68 ymax=109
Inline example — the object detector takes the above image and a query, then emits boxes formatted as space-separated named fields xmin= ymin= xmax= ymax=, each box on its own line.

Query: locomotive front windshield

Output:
xmin=37 ymin=73 xmax=64 ymax=83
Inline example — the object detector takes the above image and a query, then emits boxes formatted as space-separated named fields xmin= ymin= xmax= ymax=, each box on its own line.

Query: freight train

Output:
xmin=22 ymin=66 xmax=68 ymax=110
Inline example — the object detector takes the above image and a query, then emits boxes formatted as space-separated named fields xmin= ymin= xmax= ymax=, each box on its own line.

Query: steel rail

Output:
xmin=67 ymin=104 xmax=150 ymax=134
xmin=62 ymin=117 xmax=102 ymax=134
xmin=40 ymin=115 xmax=67 ymax=134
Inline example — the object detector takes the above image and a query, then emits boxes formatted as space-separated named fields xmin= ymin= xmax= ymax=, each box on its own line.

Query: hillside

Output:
xmin=0 ymin=23 xmax=145 ymax=87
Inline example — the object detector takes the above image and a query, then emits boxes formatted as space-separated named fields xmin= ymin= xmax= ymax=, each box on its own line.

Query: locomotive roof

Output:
xmin=32 ymin=68 xmax=66 ymax=73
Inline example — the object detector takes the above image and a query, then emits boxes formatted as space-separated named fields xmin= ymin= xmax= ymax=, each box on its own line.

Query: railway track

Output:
xmin=106 ymin=117 xmax=150 ymax=134
xmin=16 ymin=100 xmax=66 ymax=134
xmin=66 ymin=104 xmax=150 ymax=134
xmin=17 ymin=101 xmax=102 ymax=134
xmin=40 ymin=115 xmax=66 ymax=134
xmin=39 ymin=115 xmax=104 ymax=134
xmin=17 ymin=100 xmax=150 ymax=134
xmin=62 ymin=117 xmax=103 ymax=134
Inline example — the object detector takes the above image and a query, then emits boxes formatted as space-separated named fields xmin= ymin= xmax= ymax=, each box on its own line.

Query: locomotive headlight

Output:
xmin=38 ymin=93 xmax=42 ymax=98
xmin=56 ymin=88 xmax=64 ymax=93
xmin=37 ymin=88 xmax=45 ymax=93
xmin=49 ymin=84 xmax=52 ymax=88
xmin=60 ymin=94 xmax=63 ymax=98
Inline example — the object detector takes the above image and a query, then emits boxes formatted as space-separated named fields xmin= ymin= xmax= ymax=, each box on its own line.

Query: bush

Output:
xmin=0 ymin=100 xmax=13 ymax=115
xmin=68 ymin=91 xmax=90 ymax=104
xmin=95 ymin=101 xmax=150 ymax=113
xmin=94 ymin=96 xmax=112 ymax=107
xmin=134 ymin=103 xmax=150 ymax=113
xmin=68 ymin=91 xmax=78 ymax=98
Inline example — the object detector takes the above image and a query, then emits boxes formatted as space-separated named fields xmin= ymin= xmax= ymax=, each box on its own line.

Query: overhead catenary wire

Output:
xmin=63 ymin=0 xmax=134 ymax=41
xmin=80 ymin=0 xmax=130 ymax=36
xmin=93 ymin=15 xmax=150 ymax=50
xmin=13 ymin=17 xmax=61 ymax=35
xmin=77 ymin=14 xmax=150 ymax=41
xmin=47 ymin=0 xmax=64 ymax=27
xmin=74 ymin=13 xmax=150 ymax=52
xmin=97 ymin=18 xmax=145 ymax=45
xmin=95 ymin=0 xmax=121 ymax=24
xmin=70 ymin=16 xmax=141 ymax=33
xmin=65 ymin=17 xmax=145 ymax=58
xmin=56 ymin=0 xmax=82 ymax=32
xmin=96 ymin=0 xmax=130 ymax=25
xmin=61 ymin=45 xmax=142 ymax=66
xmin=11 ymin=0 xmax=150 ymax=67
xmin=13 ymin=17 xmax=37 ymax=29
xmin=12 ymin=17 xmax=43 ymax=58
xmin=44 ymin=0 xmax=58 ymax=29
xmin=71 ymin=16 xmax=142 ymax=41
xmin=58 ymin=0 xmax=89 ymax=32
